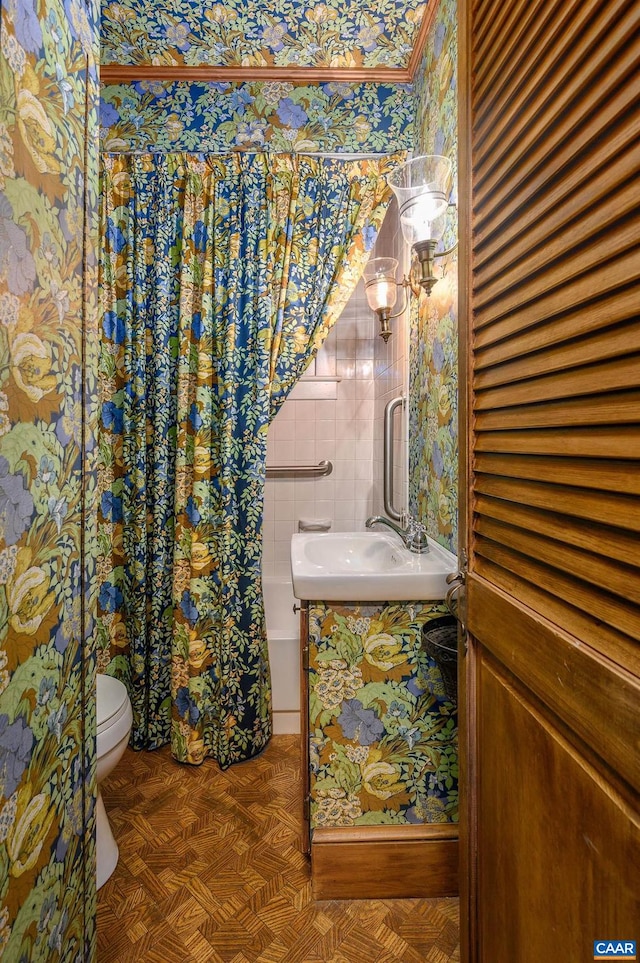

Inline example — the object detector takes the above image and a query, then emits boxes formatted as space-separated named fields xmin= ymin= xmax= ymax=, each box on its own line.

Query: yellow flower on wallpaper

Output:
xmin=306 ymin=5 xmax=338 ymax=23
xmin=438 ymin=382 xmax=451 ymax=421
xmin=204 ymin=4 xmax=235 ymax=23
xmin=329 ymin=52 xmax=359 ymax=69
xmin=10 ymin=332 xmax=58 ymax=402
xmin=363 ymin=632 xmax=407 ymax=671
xmin=103 ymin=3 xmax=129 ymax=22
xmin=7 ymin=786 xmax=55 ymax=877
xmin=6 ymin=553 xmax=55 ymax=636
xmin=353 ymin=116 xmax=372 ymax=141
xmin=165 ymin=114 xmax=185 ymax=139
xmin=16 ymin=90 xmax=60 ymax=175
xmin=362 ymin=750 xmax=405 ymax=800
xmin=0 ymin=122 xmax=15 ymax=190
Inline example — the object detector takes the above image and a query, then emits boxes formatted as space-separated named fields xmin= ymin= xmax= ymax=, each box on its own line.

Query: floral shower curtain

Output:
xmin=97 ymin=151 xmax=399 ymax=767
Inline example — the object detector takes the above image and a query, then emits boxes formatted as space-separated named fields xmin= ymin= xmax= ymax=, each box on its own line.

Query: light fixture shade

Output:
xmin=363 ymin=257 xmax=399 ymax=313
xmin=387 ymin=155 xmax=453 ymax=247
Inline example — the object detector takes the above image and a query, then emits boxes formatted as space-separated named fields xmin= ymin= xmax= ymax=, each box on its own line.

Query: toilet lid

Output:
xmin=97 ymin=674 xmax=129 ymax=731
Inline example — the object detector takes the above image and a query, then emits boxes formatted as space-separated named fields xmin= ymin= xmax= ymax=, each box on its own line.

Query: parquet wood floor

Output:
xmin=97 ymin=736 xmax=460 ymax=963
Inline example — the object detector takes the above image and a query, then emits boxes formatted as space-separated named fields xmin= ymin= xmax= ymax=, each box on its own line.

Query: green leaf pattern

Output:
xmin=309 ymin=602 xmax=458 ymax=829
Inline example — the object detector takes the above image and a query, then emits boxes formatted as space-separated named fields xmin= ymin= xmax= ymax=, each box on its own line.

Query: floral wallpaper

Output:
xmin=408 ymin=0 xmax=458 ymax=553
xmin=100 ymin=81 xmax=414 ymax=153
xmin=309 ymin=602 xmax=458 ymax=828
xmin=100 ymin=0 xmax=430 ymax=69
xmin=0 ymin=0 xmax=98 ymax=953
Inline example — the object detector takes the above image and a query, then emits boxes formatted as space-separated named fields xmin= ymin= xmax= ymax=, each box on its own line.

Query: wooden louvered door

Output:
xmin=458 ymin=0 xmax=640 ymax=959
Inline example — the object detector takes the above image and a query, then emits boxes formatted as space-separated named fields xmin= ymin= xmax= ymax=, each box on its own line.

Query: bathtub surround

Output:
xmin=97 ymin=152 xmax=395 ymax=766
xmin=262 ymin=577 xmax=301 ymax=733
xmin=373 ymin=198 xmax=409 ymax=519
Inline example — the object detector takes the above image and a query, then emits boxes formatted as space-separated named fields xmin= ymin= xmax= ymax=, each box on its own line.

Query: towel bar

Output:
xmin=266 ymin=460 xmax=333 ymax=477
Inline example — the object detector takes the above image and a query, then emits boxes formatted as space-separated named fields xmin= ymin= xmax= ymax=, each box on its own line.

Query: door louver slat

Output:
xmin=475 ymin=319 xmax=640 ymax=382
xmin=474 ymin=248 xmax=639 ymax=331
xmin=474 ymin=538 xmax=640 ymax=642
xmin=473 ymin=3 xmax=639 ymax=184
xmin=475 ymin=427 xmax=640 ymax=458
xmin=474 ymin=143 xmax=638 ymax=271
xmin=473 ymin=0 xmax=578 ymax=101
xmin=475 ymin=394 xmax=640 ymax=430
xmin=475 ymin=499 xmax=640 ymax=569
xmin=473 ymin=557 xmax=640 ymax=673
xmin=474 ymin=454 xmax=640 ymax=495
xmin=473 ymin=475 xmax=640 ymax=531
xmin=474 ymin=287 xmax=639 ymax=356
xmin=470 ymin=0 xmax=639 ymax=675
xmin=474 ymin=185 xmax=638 ymax=302
xmin=475 ymin=357 xmax=640 ymax=410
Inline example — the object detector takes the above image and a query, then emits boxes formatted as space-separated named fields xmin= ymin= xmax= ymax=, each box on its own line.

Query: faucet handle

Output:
xmin=404 ymin=517 xmax=429 ymax=554
xmin=404 ymin=515 xmax=425 ymax=533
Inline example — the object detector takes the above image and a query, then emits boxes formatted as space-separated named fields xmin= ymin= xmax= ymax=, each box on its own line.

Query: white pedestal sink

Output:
xmin=290 ymin=530 xmax=457 ymax=601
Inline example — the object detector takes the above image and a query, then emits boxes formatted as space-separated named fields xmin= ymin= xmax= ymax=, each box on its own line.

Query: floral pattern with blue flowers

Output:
xmin=100 ymin=81 xmax=415 ymax=154
xmin=100 ymin=0 xmax=429 ymax=68
xmin=0 ymin=0 xmax=99 ymax=951
xmin=309 ymin=602 xmax=458 ymax=828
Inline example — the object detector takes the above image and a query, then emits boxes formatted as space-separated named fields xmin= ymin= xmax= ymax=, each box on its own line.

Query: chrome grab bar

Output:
xmin=266 ymin=460 xmax=333 ymax=477
xmin=384 ymin=396 xmax=405 ymax=521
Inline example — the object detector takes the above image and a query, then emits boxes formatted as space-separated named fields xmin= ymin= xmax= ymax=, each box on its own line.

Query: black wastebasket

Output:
xmin=422 ymin=616 xmax=458 ymax=702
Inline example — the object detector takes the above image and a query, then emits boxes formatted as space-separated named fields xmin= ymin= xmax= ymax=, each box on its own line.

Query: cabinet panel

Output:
xmin=305 ymin=600 xmax=460 ymax=898
xmin=477 ymin=655 xmax=640 ymax=961
xmin=308 ymin=601 xmax=457 ymax=829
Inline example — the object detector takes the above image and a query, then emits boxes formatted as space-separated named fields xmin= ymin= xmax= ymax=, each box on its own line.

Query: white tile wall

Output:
xmin=263 ymin=201 xmax=409 ymax=577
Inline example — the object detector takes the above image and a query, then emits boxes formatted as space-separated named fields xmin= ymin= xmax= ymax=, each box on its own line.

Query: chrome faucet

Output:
xmin=365 ymin=514 xmax=430 ymax=554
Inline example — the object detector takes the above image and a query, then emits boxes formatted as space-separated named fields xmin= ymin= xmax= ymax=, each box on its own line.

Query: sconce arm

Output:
xmin=436 ymin=241 xmax=459 ymax=259
xmin=387 ymin=281 xmax=411 ymax=320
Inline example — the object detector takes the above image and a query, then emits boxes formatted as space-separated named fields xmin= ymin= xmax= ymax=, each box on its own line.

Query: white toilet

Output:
xmin=96 ymin=673 xmax=133 ymax=889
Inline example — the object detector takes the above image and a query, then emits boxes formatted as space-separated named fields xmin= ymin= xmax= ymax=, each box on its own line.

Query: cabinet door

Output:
xmin=458 ymin=0 xmax=640 ymax=958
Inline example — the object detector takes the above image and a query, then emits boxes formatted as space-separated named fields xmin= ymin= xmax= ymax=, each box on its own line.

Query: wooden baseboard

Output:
xmin=311 ymin=824 xmax=459 ymax=900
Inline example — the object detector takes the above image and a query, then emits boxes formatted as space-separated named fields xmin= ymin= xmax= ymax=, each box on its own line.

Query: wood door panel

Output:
xmin=477 ymin=655 xmax=640 ymax=962
xmin=468 ymin=575 xmax=640 ymax=796
xmin=460 ymin=0 xmax=639 ymax=957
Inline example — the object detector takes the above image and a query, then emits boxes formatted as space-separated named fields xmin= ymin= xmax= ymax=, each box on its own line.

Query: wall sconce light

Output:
xmin=363 ymin=256 xmax=402 ymax=342
xmin=365 ymin=155 xmax=457 ymax=341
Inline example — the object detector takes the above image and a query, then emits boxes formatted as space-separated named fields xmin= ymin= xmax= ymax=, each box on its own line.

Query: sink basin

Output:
xmin=290 ymin=531 xmax=457 ymax=601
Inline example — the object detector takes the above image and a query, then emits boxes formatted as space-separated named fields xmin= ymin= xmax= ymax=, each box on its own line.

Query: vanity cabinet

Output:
xmin=300 ymin=599 xmax=459 ymax=899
